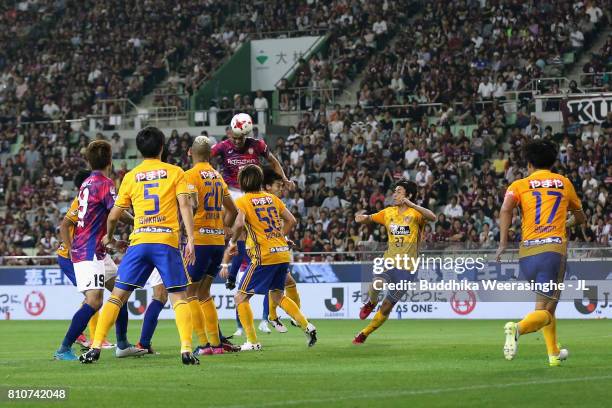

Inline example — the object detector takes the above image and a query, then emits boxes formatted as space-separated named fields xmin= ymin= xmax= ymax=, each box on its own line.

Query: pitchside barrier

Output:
xmin=1 ymin=254 xmax=610 ymax=320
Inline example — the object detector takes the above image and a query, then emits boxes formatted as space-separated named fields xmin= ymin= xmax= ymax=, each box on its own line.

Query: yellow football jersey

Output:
xmin=115 ymin=159 xmax=189 ymax=248
xmin=56 ymin=196 xmax=79 ymax=258
xmin=371 ymin=206 xmax=425 ymax=265
xmin=185 ymin=162 xmax=229 ymax=246
xmin=506 ymin=169 xmax=581 ymax=257
xmin=235 ymin=192 xmax=290 ymax=265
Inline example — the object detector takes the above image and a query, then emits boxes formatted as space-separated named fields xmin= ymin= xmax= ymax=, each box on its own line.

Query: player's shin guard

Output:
xmin=201 ymin=298 xmax=220 ymax=346
xmin=362 ymin=310 xmax=388 ymax=336
xmin=173 ymin=300 xmax=193 ymax=353
xmin=88 ymin=310 xmax=99 ymax=341
xmin=285 ymin=284 xmax=301 ymax=308
xmin=139 ymin=299 xmax=164 ymax=348
xmin=92 ymin=296 xmax=123 ymax=349
xmin=228 ymin=240 xmax=246 ymax=281
xmin=267 ymin=291 xmax=278 ymax=321
xmin=60 ymin=303 xmax=97 ymax=352
xmin=237 ymin=302 xmax=257 ymax=344
xmin=188 ymin=297 xmax=208 ymax=345
xmin=279 ymin=296 xmax=308 ymax=329
xmin=115 ymin=304 xmax=129 ymax=350
xmin=518 ymin=310 xmax=552 ymax=335
xmin=542 ymin=315 xmax=560 ymax=356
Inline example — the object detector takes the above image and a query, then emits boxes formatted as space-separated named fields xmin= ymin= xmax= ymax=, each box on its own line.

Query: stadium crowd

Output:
xmin=285 ymin=0 xmax=609 ymax=115
xmin=0 ymin=0 xmax=610 ymax=264
xmin=1 ymin=104 xmax=609 ymax=264
xmin=278 ymin=0 xmax=417 ymax=111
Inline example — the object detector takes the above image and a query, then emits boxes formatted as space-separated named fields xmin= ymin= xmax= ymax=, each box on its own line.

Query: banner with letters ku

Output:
xmin=1 ymin=259 xmax=611 ymax=320
xmin=561 ymin=92 xmax=611 ymax=125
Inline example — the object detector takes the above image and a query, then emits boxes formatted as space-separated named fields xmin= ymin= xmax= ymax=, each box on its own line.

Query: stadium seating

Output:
xmin=0 ymin=1 xmax=610 ymax=264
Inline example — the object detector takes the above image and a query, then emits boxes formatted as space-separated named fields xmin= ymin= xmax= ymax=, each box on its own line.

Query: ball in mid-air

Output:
xmin=230 ymin=113 xmax=253 ymax=136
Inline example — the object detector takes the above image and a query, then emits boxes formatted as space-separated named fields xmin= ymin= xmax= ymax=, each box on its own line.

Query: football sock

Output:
xmin=201 ymin=298 xmax=221 ymax=346
xmin=237 ymin=302 xmax=257 ymax=344
xmin=173 ymin=300 xmax=193 ymax=353
xmin=92 ymin=296 xmax=122 ymax=349
xmin=268 ymin=291 xmax=278 ymax=321
xmin=285 ymin=284 xmax=301 ymax=308
xmin=139 ymin=299 xmax=164 ymax=348
xmin=115 ymin=304 xmax=129 ymax=350
xmin=188 ymin=297 xmax=208 ymax=345
xmin=88 ymin=310 xmax=99 ymax=341
xmin=59 ymin=303 xmax=97 ymax=352
xmin=279 ymin=296 xmax=308 ymax=329
xmin=518 ymin=310 xmax=552 ymax=335
xmin=362 ymin=310 xmax=388 ymax=336
xmin=262 ymin=293 xmax=270 ymax=321
xmin=228 ymin=240 xmax=246 ymax=281
xmin=542 ymin=315 xmax=560 ymax=356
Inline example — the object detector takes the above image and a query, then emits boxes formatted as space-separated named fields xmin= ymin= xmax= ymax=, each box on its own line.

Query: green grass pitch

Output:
xmin=1 ymin=319 xmax=611 ymax=407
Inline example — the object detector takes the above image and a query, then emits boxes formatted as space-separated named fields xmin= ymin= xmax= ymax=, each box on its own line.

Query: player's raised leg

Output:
xmin=353 ymin=299 xmax=393 ymax=345
xmin=267 ymin=263 xmax=316 ymax=346
xmin=359 ymin=281 xmax=381 ymax=320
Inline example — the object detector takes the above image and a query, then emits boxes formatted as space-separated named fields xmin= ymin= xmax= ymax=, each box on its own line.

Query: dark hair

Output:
xmin=73 ymin=169 xmax=91 ymax=189
xmin=395 ymin=179 xmax=417 ymax=200
xmin=238 ymin=164 xmax=263 ymax=193
xmin=263 ymin=167 xmax=282 ymax=187
xmin=136 ymin=126 xmax=165 ymax=158
xmin=86 ymin=140 xmax=112 ymax=170
xmin=523 ymin=139 xmax=557 ymax=169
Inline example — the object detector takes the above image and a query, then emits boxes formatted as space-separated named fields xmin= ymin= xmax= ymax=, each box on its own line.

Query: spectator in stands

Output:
xmin=444 ymin=196 xmax=464 ymax=219
xmin=110 ymin=133 xmax=126 ymax=159
xmin=414 ymin=161 xmax=433 ymax=187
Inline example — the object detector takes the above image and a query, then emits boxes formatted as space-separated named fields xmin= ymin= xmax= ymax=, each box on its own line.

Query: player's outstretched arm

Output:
xmin=355 ymin=213 xmax=372 ymax=224
xmin=178 ymin=194 xmax=196 ymax=265
xmin=267 ymin=151 xmax=294 ymax=190
xmin=280 ymin=207 xmax=296 ymax=236
xmin=496 ymin=194 xmax=516 ymax=262
xmin=59 ymin=217 xmax=75 ymax=251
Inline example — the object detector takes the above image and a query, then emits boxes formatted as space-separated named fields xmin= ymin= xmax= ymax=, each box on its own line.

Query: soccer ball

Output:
xmin=230 ymin=113 xmax=253 ymax=136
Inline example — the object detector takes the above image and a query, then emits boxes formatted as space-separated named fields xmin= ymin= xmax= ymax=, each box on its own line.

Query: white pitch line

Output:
xmin=225 ymin=375 xmax=612 ymax=408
